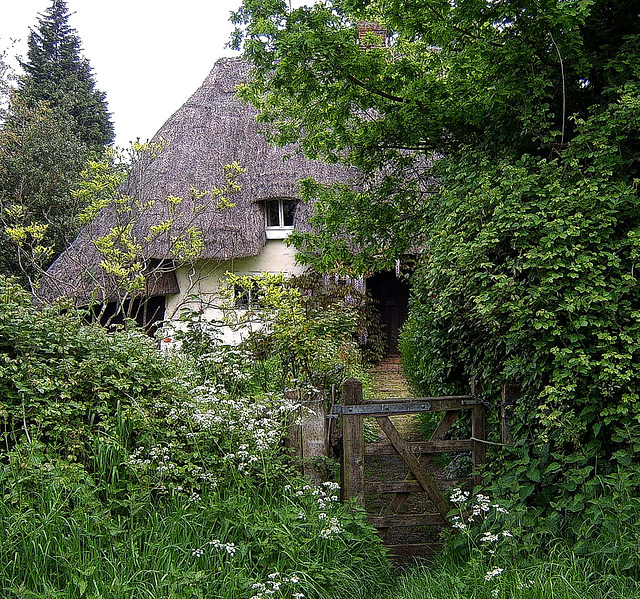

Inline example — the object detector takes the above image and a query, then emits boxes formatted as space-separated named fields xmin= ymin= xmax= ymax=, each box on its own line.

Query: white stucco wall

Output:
xmin=163 ymin=239 xmax=306 ymax=345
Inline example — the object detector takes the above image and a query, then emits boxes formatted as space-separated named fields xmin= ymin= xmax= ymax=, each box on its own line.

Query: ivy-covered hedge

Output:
xmin=401 ymin=91 xmax=640 ymax=530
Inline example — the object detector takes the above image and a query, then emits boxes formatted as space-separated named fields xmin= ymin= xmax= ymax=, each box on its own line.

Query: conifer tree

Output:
xmin=17 ymin=0 xmax=114 ymax=149
xmin=0 ymin=1 xmax=113 ymax=283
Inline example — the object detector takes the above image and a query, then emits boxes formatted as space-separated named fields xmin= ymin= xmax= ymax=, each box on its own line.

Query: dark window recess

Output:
xmin=265 ymin=199 xmax=296 ymax=228
xmin=234 ymin=279 xmax=264 ymax=309
xmin=91 ymin=296 xmax=166 ymax=335
xmin=266 ymin=201 xmax=281 ymax=227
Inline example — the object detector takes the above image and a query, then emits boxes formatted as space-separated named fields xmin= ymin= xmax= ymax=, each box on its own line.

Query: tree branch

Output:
xmin=344 ymin=72 xmax=409 ymax=104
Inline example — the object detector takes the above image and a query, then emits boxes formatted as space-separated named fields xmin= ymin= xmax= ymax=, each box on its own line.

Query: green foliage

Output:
xmin=0 ymin=275 xmax=391 ymax=597
xmin=0 ymin=42 xmax=15 ymax=119
xmin=232 ymin=0 xmax=640 ymax=532
xmin=403 ymin=135 xmax=640 ymax=525
xmin=377 ymin=483 xmax=640 ymax=599
xmin=0 ymin=277 xmax=181 ymax=460
xmin=287 ymin=272 xmax=388 ymax=364
xmin=218 ymin=272 xmax=369 ymax=391
xmin=0 ymin=1 xmax=115 ymax=283
xmin=17 ymin=0 xmax=114 ymax=149
xmin=231 ymin=0 xmax=634 ymax=270
xmin=0 ymin=96 xmax=90 ymax=282
xmin=88 ymin=153 xmax=242 ymax=293
xmin=232 ymin=0 xmax=639 ymax=269
xmin=74 ymin=146 xmax=130 ymax=225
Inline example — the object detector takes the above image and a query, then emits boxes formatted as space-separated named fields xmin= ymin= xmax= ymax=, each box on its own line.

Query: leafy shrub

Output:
xmin=177 ymin=272 xmax=373 ymax=394
xmin=0 ymin=276 xmax=391 ymax=597
xmin=0 ymin=277 xmax=183 ymax=463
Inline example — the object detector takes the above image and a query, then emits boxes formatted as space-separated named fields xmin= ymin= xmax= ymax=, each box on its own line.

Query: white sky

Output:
xmin=0 ymin=0 xmax=244 ymax=147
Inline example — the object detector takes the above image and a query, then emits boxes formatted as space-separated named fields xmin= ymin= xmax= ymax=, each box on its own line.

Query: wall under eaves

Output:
xmin=164 ymin=239 xmax=305 ymax=345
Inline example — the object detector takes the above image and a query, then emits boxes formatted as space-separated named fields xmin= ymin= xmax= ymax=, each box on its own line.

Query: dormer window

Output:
xmin=265 ymin=199 xmax=296 ymax=239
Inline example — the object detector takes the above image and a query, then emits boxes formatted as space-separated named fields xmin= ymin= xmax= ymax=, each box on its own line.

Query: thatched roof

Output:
xmin=41 ymin=57 xmax=357 ymax=302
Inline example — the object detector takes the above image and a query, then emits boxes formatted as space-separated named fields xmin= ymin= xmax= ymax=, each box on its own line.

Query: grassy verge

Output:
xmin=381 ymin=547 xmax=640 ymax=599
xmin=0 ymin=458 xmax=391 ymax=599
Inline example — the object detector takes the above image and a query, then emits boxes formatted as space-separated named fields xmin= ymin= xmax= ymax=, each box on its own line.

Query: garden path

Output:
xmin=367 ymin=356 xmax=422 ymax=441
xmin=364 ymin=358 xmax=444 ymax=561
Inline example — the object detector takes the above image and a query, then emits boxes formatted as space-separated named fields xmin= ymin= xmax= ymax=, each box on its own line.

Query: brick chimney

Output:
xmin=357 ymin=21 xmax=387 ymax=47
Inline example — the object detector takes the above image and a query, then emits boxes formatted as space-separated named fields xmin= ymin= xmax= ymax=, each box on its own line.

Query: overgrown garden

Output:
xmin=2 ymin=0 xmax=640 ymax=596
xmin=0 ymin=276 xmax=391 ymax=598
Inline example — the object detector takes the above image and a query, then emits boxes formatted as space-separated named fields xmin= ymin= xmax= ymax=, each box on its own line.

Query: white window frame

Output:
xmin=265 ymin=199 xmax=295 ymax=239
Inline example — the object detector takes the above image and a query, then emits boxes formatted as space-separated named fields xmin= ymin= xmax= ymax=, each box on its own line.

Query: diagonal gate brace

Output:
xmin=376 ymin=416 xmax=452 ymax=524
xmin=383 ymin=410 xmax=459 ymax=519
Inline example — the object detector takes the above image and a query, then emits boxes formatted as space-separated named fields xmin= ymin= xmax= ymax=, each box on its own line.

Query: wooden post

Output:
xmin=470 ymin=380 xmax=486 ymax=487
xmin=501 ymin=383 xmax=520 ymax=444
xmin=284 ymin=388 xmax=303 ymax=463
xmin=340 ymin=378 xmax=365 ymax=507
xmin=300 ymin=391 xmax=327 ymax=484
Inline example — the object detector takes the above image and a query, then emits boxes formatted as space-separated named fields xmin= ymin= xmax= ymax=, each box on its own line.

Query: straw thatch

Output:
xmin=41 ymin=57 xmax=357 ymax=303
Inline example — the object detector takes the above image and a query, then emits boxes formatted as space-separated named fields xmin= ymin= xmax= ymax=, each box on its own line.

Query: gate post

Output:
xmin=340 ymin=378 xmax=365 ymax=508
xmin=284 ymin=388 xmax=303 ymax=462
xmin=470 ymin=380 xmax=486 ymax=487
xmin=285 ymin=389 xmax=328 ymax=484
xmin=501 ymin=383 xmax=520 ymax=444
xmin=300 ymin=391 xmax=328 ymax=484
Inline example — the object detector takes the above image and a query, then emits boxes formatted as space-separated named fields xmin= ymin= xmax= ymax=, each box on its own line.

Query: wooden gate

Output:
xmin=332 ymin=378 xmax=486 ymax=557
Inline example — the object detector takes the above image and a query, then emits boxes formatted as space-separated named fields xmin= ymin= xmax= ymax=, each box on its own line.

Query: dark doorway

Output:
xmin=366 ymin=271 xmax=410 ymax=356
xmin=92 ymin=295 xmax=167 ymax=334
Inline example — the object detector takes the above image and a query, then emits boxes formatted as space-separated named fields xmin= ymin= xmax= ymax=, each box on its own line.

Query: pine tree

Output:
xmin=0 ymin=1 xmax=114 ymax=283
xmin=17 ymin=0 xmax=114 ymax=149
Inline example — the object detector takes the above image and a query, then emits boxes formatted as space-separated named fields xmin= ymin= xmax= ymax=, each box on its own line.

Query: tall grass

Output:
xmin=381 ymin=546 xmax=640 ymax=599
xmin=380 ymin=480 xmax=640 ymax=599
xmin=0 ymin=452 xmax=391 ymax=599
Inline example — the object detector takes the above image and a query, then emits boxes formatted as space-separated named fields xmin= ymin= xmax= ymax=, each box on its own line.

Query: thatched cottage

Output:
xmin=42 ymin=57 xmax=409 ymax=351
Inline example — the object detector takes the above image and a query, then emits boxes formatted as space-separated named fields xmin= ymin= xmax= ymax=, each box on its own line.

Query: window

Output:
xmin=264 ymin=199 xmax=296 ymax=239
xmin=234 ymin=278 xmax=264 ymax=309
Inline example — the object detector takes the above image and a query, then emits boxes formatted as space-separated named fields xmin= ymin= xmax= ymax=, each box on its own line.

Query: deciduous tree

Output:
xmin=0 ymin=1 xmax=115 ymax=282
xmin=0 ymin=97 xmax=89 ymax=283
xmin=232 ymin=0 xmax=640 ymax=527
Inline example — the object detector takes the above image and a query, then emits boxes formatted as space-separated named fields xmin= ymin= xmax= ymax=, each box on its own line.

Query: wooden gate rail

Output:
xmin=335 ymin=378 xmax=486 ymax=553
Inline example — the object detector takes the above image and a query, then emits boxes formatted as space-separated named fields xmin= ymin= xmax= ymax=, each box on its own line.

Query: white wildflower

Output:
xmin=450 ymin=488 xmax=470 ymax=503
xmin=485 ymin=568 xmax=504 ymax=581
